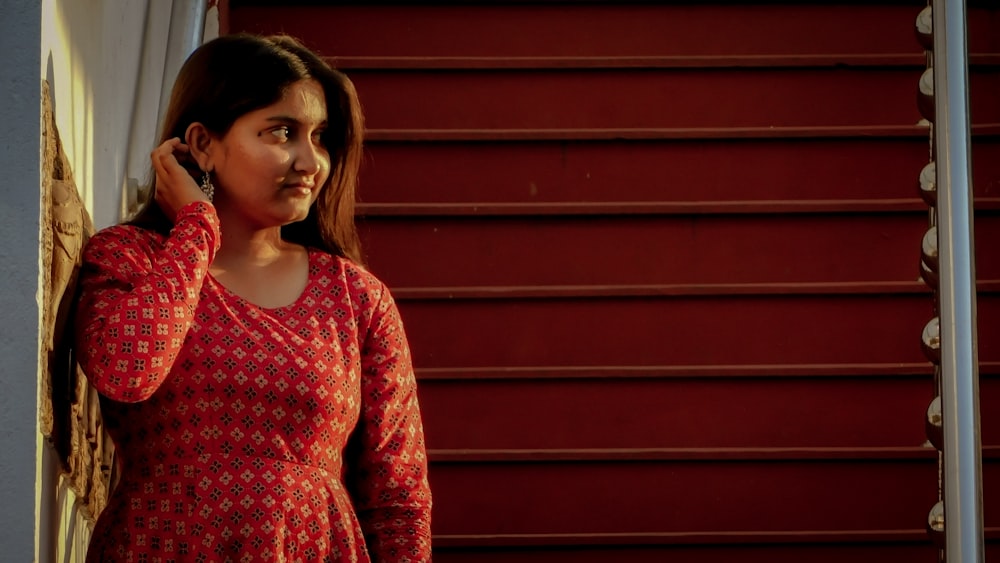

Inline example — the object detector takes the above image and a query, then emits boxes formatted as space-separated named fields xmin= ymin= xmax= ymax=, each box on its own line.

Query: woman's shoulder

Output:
xmin=79 ymin=224 xmax=168 ymax=278
xmin=310 ymin=250 xmax=392 ymax=302
xmin=85 ymin=223 xmax=165 ymax=258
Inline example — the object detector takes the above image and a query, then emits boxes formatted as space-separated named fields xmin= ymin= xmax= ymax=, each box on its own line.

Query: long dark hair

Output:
xmin=131 ymin=34 xmax=365 ymax=264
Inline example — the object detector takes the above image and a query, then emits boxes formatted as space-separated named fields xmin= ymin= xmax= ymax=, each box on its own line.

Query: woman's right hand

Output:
xmin=150 ymin=137 xmax=211 ymax=222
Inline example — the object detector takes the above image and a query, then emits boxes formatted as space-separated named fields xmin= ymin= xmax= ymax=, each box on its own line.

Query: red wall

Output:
xmin=228 ymin=2 xmax=1000 ymax=560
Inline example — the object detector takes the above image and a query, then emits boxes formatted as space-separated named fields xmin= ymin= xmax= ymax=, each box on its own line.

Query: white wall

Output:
xmin=37 ymin=1 xmax=212 ymax=560
xmin=0 ymin=2 xmax=44 ymax=562
xmin=41 ymin=0 xmax=170 ymax=231
xmin=40 ymin=2 xmax=155 ymax=558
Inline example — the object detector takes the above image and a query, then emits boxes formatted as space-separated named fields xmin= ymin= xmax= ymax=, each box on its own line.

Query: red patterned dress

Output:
xmin=75 ymin=202 xmax=432 ymax=563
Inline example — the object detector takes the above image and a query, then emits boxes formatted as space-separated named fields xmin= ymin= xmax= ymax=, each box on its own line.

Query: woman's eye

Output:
xmin=271 ymin=126 xmax=291 ymax=141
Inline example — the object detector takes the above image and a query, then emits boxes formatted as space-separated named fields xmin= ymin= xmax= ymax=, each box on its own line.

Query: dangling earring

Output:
xmin=200 ymin=171 xmax=215 ymax=202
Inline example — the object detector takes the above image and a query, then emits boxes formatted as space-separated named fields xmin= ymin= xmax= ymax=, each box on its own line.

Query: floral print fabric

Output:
xmin=75 ymin=202 xmax=431 ymax=562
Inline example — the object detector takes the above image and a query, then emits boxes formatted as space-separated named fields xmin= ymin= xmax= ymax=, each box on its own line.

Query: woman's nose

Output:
xmin=295 ymin=142 xmax=323 ymax=175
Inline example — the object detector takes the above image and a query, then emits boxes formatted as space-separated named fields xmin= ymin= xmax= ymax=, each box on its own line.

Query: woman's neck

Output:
xmin=208 ymin=222 xmax=310 ymax=309
xmin=213 ymin=222 xmax=293 ymax=269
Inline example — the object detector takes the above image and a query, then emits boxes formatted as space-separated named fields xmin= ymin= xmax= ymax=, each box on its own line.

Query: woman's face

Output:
xmin=210 ymin=79 xmax=331 ymax=229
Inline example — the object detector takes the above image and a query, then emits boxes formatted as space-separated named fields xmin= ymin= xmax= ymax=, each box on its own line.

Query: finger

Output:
xmin=151 ymin=150 xmax=167 ymax=179
xmin=157 ymin=137 xmax=181 ymax=150
xmin=153 ymin=138 xmax=182 ymax=159
xmin=151 ymin=140 xmax=177 ymax=166
xmin=152 ymin=152 xmax=178 ymax=182
xmin=154 ymin=144 xmax=189 ymax=177
xmin=150 ymin=156 xmax=177 ymax=194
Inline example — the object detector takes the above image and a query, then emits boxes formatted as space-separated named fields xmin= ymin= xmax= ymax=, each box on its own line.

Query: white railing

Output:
xmin=931 ymin=0 xmax=984 ymax=560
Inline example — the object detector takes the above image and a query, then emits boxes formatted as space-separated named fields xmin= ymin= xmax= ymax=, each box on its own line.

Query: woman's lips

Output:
xmin=283 ymin=182 xmax=314 ymax=196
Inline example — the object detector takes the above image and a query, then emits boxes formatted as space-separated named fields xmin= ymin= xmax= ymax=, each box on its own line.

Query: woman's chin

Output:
xmin=280 ymin=210 xmax=311 ymax=225
xmin=263 ymin=203 xmax=309 ymax=227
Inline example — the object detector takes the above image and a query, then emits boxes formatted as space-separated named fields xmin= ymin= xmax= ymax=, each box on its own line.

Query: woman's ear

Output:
xmin=184 ymin=122 xmax=215 ymax=173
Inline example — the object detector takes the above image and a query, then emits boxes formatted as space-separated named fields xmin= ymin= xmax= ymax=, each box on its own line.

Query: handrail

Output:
xmin=931 ymin=0 xmax=985 ymax=560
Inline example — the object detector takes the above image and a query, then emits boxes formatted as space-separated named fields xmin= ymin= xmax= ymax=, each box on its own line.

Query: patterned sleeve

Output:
xmin=350 ymin=278 xmax=433 ymax=562
xmin=74 ymin=202 xmax=220 ymax=403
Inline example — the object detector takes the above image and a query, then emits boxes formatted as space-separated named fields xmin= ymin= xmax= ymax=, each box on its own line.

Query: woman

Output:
xmin=74 ymin=34 xmax=431 ymax=562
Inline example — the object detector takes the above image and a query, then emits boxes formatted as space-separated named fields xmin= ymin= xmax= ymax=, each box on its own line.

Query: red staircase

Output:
xmin=225 ymin=2 xmax=1000 ymax=561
